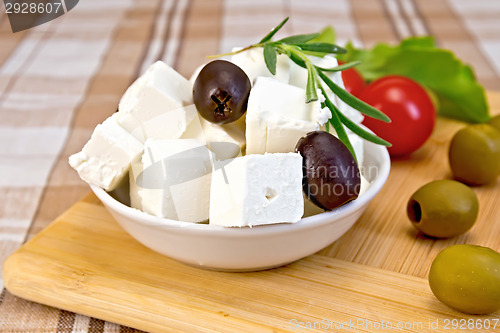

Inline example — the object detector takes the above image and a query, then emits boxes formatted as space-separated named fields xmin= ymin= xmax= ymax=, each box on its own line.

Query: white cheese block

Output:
xmin=209 ymin=153 xmax=304 ymax=227
xmin=69 ymin=113 xmax=143 ymax=191
xmin=231 ymin=47 xmax=291 ymax=85
xmin=359 ymin=173 xmax=370 ymax=196
xmin=116 ymin=61 xmax=194 ymax=142
xmin=129 ymin=155 xmax=143 ymax=210
xmin=189 ymin=64 xmax=204 ymax=86
xmin=246 ymin=77 xmax=330 ymax=154
xmin=130 ymin=139 xmax=212 ymax=222
xmin=181 ymin=110 xmax=246 ymax=160
xmin=202 ymin=116 xmax=246 ymax=160
xmin=180 ymin=108 xmax=206 ymax=144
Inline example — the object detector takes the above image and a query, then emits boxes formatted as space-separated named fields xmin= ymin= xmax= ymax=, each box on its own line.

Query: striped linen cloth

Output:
xmin=0 ymin=0 xmax=498 ymax=331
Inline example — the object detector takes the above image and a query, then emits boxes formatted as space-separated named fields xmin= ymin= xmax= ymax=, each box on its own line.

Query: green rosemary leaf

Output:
xmin=218 ymin=18 xmax=390 ymax=149
xmin=263 ymin=43 xmax=277 ymax=75
xmin=317 ymin=70 xmax=391 ymax=123
xmin=277 ymin=33 xmax=320 ymax=44
xmin=259 ymin=17 xmax=289 ymax=43
xmin=306 ymin=63 xmax=318 ymax=103
xmin=297 ymin=43 xmax=347 ymax=54
xmin=336 ymin=110 xmax=392 ymax=147
xmin=319 ymin=85 xmax=357 ymax=161
xmin=315 ymin=61 xmax=361 ymax=72
xmin=288 ymin=52 xmax=307 ymax=68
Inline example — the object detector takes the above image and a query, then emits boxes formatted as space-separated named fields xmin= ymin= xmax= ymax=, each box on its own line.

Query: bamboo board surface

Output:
xmin=3 ymin=92 xmax=500 ymax=332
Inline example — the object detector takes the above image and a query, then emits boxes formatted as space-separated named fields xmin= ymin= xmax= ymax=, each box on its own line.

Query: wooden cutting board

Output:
xmin=4 ymin=93 xmax=500 ymax=332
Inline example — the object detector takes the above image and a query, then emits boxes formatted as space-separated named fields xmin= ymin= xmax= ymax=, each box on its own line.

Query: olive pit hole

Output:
xmin=408 ymin=200 xmax=422 ymax=223
xmin=265 ymin=187 xmax=278 ymax=202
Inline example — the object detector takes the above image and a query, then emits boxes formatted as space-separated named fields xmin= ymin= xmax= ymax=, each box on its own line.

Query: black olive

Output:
xmin=193 ymin=60 xmax=251 ymax=124
xmin=296 ymin=131 xmax=361 ymax=210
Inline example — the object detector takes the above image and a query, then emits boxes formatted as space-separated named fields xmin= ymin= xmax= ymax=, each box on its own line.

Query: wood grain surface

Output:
xmin=3 ymin=93 xmax=500 ymax=332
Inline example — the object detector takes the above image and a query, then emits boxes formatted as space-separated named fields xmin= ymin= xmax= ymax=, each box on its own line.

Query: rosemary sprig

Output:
xmin=209 ymin=17 xmax=392 ymax=160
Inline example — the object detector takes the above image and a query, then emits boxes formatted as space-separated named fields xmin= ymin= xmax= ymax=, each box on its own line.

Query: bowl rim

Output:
xmin=90 ymin=140 xmax=390 ymax=236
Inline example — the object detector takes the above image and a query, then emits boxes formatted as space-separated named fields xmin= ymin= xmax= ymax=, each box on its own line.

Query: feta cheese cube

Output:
xmin=246 ymin=77 xmax=329 ymax=154
xmin=182 ymin=110 xmax=246 ymax=160
xmin=209 ymin=153 xmax=304 ymax=227
xmin=359 ymin=173 xmax=370 ymax=196
xmin=189 ymin=64 xmax=204 ymax=86
xmin=129 ymin=155 xmax=144 ymax=210
xmin=69 ymin=113 xmax=143 ymax=191
xmin=130 ymin=139 xmax=212 ymax=222
xmin=231 ymin=47 xmax=291 ymax=85
xmin=116 ymin=61 xmax=194 ymax=142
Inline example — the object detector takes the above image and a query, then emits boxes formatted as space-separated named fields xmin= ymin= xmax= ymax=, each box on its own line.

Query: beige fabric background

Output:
xmin=0 ymin=0 xmax=498 ymax=331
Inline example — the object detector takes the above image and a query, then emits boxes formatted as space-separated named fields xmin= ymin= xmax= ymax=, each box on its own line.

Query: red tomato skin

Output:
xmin=339 ymin=62 xmax=366 ymax=97
xmin=342 ymin=68 xmax=366 ymax=97
xmin=359 ymin=76 xmax=436 ymax=156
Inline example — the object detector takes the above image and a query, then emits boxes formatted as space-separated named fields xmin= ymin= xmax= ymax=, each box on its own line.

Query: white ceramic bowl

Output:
xmin=91 ymin=140 xmax=390 ymax=271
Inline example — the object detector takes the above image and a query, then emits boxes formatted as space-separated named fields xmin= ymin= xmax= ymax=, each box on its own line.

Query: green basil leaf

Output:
xmin=340 ymin=37 xmax=490 ymax=123
xmin=308 ymin=26 xmax=335 ymax=44
xmin=318 ymin=70 xmax=391 ymax=123
xmin=263 ymin=43 xmax=277 ymax=75
xmin=259 ymin=17 xmax=289 ymax=43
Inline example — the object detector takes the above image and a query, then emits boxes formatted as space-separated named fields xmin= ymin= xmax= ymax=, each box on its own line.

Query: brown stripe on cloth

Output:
xmin=381 ymin=0 xmax=409 ymax=40
xmin=0 ymin=288 xmax=5 ymax=303
xmin=395 ymin=0 xmax=417 ymax=36
xmin=171 ymin=0 xmax=193 ymax=72
xmin=409 ymin=0 xmax=431 ymax=35
xmin=56 ymin=310 xmax=76 ymax=333
xmin=20 ymin=0 xmax=178 ymax=331
xmin=119 ymin=326 xmax=148 ymax=333
xmin=219 ymin=1 xmax=288 ymax=52
xmin=0 ymin=11 xmax=72 ymax=332
xmin=0 ymin=7 xmax=5 ymax=25
xmin=0 ymin=28 xmax=29 ymax=71
xmin=174 ymin=0 xmax=223 ymax=78
xmin=0 ymin=188 xmax=42 ymax=271
xmin=26 ymin=0 xmax=176 ymax=241
xmin=415 ymin=0 xmax=500 ymax=90
xmin=133 ymin=0 xmax=172 ymax=77
xmin=0 ymin=30 xmax=56 ymax=103
xmin=0 ymin=77 xmax=90 ymax=127
xmin=88 ymin=317 xmax=105 ymax=333
xmin=157 ymin=0 xmax=180 ymax=64
xmin=286 ymin=0 xmax=358 ymax=45
xmin=0 ymin=291 xmax=62 ymax=331
xmin=350 ymin=0 xmax=399 ymax=47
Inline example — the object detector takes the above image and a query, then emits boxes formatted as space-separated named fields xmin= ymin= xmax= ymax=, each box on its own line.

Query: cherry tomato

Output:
xmin=339 ymin=61 xmax=365 ymax=97
xmin=359 ymin=75 xmax=436 ymax=156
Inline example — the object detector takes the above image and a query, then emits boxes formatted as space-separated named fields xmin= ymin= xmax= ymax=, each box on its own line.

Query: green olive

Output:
xmin=488 ymin=115 xmax=500 ymax=132
xmin=429 ymin=244 xmax=500 ymax=314
xmin=407 ymin=180 xmax=478 ymax=238
xmin=449 ymin=124 xmax=500 ymax=185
